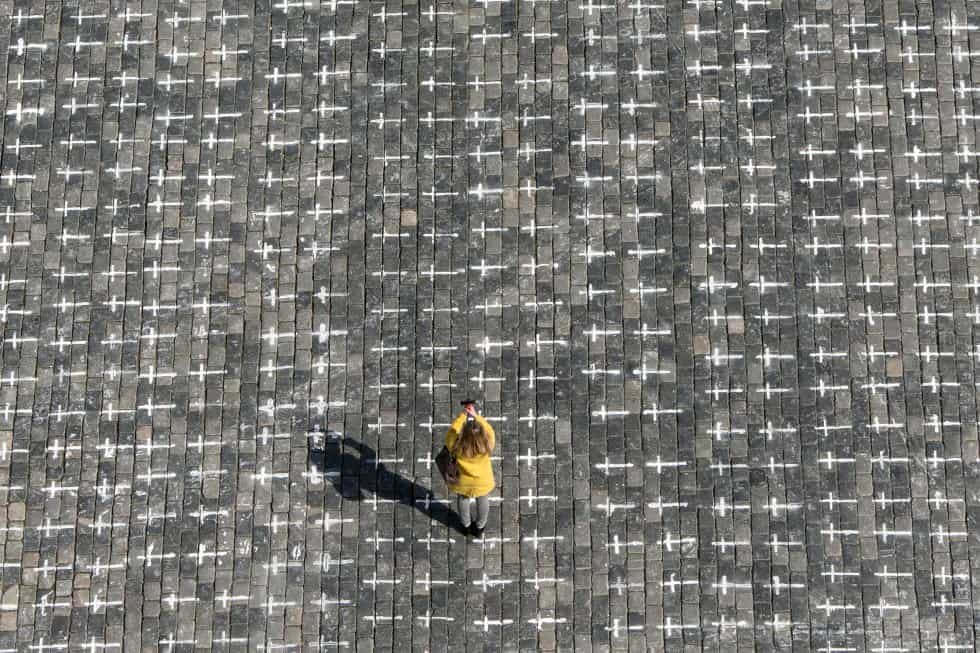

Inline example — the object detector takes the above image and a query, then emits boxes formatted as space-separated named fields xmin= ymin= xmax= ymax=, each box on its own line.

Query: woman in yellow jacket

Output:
xmin=445 ymin=402 xmax=495 ymax=538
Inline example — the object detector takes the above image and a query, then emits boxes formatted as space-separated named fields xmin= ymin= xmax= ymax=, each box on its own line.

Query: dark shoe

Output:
xmin=470 ymin=524 xmax=485 ymax=539
xmin=459 ymin=521 xmax=472 ymax=536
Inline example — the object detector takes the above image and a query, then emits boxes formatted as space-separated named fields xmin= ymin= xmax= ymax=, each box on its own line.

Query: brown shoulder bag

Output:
xmin=435 ymin=440 xmax=459 ymax=485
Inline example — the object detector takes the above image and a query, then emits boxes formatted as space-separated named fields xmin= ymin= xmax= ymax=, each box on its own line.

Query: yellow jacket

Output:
xmin=444 ymin=411 xmax=495 ymax=498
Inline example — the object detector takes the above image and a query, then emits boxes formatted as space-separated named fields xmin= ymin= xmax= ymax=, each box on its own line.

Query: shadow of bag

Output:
xmin=435 ymin=445 xmax=459 ymax=485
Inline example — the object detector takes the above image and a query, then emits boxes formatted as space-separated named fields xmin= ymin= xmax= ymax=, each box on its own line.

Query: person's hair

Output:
xmin=455 ymin=419 xmax=492 ymax=458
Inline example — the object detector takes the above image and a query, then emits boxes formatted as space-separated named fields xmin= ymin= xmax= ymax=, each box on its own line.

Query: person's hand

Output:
xmin=464 ymin=403 xmax=477 ymax=416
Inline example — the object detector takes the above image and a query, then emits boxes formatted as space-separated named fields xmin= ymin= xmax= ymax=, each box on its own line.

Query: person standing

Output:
xmin=444 ymin=401 xmax=495 ymax=538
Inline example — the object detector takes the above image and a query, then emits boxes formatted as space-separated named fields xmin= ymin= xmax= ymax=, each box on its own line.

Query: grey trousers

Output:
xmin=457 ymin=494 xmax=490 ymax=528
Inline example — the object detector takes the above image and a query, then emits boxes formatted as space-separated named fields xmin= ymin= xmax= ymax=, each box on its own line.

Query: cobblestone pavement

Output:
xmin=1 ymin=0 xmax=980 ymax=651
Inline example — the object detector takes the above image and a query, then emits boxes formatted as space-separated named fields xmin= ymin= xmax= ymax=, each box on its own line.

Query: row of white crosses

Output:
xmin=1 ymin=249 xmax=972 ymax=323
xmin=51 ymin=416 xmax=949 ymax=510
xmin=36 ymin=510 xmax=968 ymax=622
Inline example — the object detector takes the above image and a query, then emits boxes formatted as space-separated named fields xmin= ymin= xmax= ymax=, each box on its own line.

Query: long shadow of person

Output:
xmin=311 ymin=436 xmax=466 ymax=534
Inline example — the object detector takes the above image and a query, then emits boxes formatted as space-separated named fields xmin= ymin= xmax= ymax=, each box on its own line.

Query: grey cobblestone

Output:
xmin=0 ymin=0 xmax=978 ymax=651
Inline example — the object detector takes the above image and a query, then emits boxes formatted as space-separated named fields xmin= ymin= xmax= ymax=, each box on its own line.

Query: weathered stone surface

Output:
xmin=0 ymin=0 xmax=977 ymax=651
